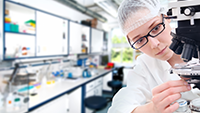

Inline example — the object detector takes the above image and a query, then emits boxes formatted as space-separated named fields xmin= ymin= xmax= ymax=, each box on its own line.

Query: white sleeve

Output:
xmin=108 ymin=62 xmax=151 ymax=113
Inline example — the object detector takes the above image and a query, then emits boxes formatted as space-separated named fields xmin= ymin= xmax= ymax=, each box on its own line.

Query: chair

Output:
xmin=84 ymin=96 xmax=108 ymax=113
xmin=107 ymin=67 xmax=124 ymax=98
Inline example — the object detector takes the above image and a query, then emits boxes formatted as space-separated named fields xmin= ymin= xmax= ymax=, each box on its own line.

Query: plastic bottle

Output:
xmin=13 ymin=93 xmax=21 ymax=111
xmin=6 ymin=93 xmax=14 ymax=112
xmin=174 ymin=99 xmax=191 ymax=113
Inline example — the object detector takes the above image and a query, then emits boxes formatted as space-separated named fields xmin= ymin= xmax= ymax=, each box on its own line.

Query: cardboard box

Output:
xmin=91 ymin=24 xmax=97 ymax=28
xmin=5 ymin=9 xmax=9 ymax=15
xmin=91 ymin=18 xmax=97 ymax=25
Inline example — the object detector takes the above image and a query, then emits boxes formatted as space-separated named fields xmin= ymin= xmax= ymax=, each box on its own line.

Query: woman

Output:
xmin=108 ymin=0 xmax=200 ymax=113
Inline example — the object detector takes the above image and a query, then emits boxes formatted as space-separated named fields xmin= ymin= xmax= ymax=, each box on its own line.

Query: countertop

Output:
xmin=29 ymin=69 xmax=112 ymax=110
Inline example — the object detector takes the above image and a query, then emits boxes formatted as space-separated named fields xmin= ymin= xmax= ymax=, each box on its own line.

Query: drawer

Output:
xmin=85 ymin=89 xmax=95 ymax=98
xmin=86 ymin=81 xmax=95 ymax=92
xmin=94 ymin=77 xmax=103 ymax=86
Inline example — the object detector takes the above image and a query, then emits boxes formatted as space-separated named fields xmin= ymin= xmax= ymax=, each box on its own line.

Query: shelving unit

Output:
xmin=5 ymin=31 xmax=36 ymax=36
xmin=4 ymin=1 xmax=36 ymax=60
xmin=2 ymin=0 xmax=107 ymax=60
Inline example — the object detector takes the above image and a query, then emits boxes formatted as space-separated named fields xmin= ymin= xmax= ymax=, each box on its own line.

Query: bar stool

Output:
xmin=85 ymin=96 xmax=107 ymax=113
xmin=107 ymin=67 xmax=124 ymax=101
xmin=107 ymin=80 xmax=122 ymax=97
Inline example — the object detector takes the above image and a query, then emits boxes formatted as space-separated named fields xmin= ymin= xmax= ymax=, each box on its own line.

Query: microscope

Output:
xmin=168 ymin=0 xmax=200 ymax=89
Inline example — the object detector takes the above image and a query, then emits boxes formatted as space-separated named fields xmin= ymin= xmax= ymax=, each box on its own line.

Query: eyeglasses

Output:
xmin=128 ymin=14 xmax=165 ymax=50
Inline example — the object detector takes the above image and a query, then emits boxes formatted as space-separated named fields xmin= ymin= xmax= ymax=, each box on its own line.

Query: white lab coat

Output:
xmin=108 ymin=54 xmax=200 ymax=113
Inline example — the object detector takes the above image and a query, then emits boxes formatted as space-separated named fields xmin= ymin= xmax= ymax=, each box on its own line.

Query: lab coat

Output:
xmin=108 ymin=54 xmax=200 ymax=113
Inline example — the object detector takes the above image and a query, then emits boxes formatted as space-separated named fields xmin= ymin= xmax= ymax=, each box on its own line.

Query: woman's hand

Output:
xmin=151 ymin=80 xmax=191 ymax=113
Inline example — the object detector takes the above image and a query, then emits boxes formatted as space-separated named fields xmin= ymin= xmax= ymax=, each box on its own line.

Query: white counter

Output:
xmin=29 ymin=69 xmax=112 ymax=110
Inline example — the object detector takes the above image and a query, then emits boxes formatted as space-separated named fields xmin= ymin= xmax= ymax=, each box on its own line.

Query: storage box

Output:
xmin=5 ymin=23 xmax=11 ymax=31
xmin=91 ymin=24 xmax=97 ymax=28
xmin=10 ymin=23 xmax=19 ymax=32
xmin=91 ymin=18 xmax=97 ymax=25
xmin=5 ymin=9 xmax=9 ymax=15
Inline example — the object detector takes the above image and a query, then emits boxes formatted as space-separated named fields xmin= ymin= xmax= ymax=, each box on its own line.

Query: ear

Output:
xmin=164 ymin=14 xmax=171 ymax=23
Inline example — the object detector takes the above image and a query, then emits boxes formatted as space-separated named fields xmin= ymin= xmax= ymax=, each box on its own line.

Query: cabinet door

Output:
xmin=5 ymin=33 xmax=36 ymax=58
xmin=36 ymin=11 xmax=68 ymax=56
xmin=69 ymin=22 xmax=82 ymax=54
xmin=103 ymin=72 xmax=112 ymax=91
xmin=85 ymin=90 xmax=95 ymax=113
xmin=94 ymin=85 xmax=103 ymax=96
xmin=91 ymin=28 xmax=104 ymax=53
xmin=81 ymin=26 xmax=90 ymax=54
xmin=30 ymin=94 xmax=69 ymax=113
xmin=68 ymin=87 xmax=82 ymax=113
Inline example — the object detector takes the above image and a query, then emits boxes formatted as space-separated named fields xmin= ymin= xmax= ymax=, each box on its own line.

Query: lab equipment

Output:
xmin=190 ymin=98 xmax=200 ymax=112
xmin=168 ymin=0 xmax=200 ymax=62
xmin=82 ymin=68 xmax=91 ymax=78
xmin=174 ymin=99 xmax=191 ymax=113
xmin=117 ymin=0 xmax=165 ymax=36
xmin=68 ymin=72 xmax=73 ymax=78
xmin=168 ymin=0 xmax=200 ymax=89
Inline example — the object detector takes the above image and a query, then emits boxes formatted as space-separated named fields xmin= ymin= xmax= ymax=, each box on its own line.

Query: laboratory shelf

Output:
xmin=5 ymin=31 xmax=36 ymax=36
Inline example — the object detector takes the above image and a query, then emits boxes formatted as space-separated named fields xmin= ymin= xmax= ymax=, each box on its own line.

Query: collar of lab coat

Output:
xmin=139 ymin=54 xmax=172 ymax=72
xmin=160 ymin=59 xmax=171 ymax=72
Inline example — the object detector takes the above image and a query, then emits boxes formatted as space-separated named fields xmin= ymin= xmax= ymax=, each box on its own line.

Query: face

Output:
xmin=127 ymin=15 xmax=173 ymax=61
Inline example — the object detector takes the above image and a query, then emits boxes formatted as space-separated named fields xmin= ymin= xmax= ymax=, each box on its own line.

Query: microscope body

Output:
xmin=168 ymin=0 xmax=200 ymax=88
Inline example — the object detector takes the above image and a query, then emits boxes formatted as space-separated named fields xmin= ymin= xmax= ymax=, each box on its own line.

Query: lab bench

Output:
xmin=29 ymin=69 xmax=112 ymax=113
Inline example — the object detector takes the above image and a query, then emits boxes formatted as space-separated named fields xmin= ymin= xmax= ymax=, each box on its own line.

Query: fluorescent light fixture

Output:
xmin=94 ymin=0 xmax=118 ymax=18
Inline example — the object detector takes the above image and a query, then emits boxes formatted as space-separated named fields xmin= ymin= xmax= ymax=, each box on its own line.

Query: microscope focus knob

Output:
xmin=184 ymin=7 xmax=195 ymax=16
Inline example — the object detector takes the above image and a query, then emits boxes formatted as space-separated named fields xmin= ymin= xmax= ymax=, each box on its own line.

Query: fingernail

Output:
xmin=187 ymin=85 xmax=191 ymax=90
xmin=184 ymin=82 xmax=188 ymax=85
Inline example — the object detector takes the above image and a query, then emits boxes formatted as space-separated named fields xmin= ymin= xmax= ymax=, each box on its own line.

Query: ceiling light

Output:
xmin=94 ymin=0 xmax=118 ymax=18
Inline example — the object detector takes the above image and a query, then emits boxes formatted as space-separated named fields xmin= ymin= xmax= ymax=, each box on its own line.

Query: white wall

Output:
xmin=0 ymin=0 xmax=3 ymax=61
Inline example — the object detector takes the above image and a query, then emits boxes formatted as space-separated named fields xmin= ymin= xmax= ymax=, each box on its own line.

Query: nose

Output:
xmin=148 ymin=37 xmax=160 ymax=49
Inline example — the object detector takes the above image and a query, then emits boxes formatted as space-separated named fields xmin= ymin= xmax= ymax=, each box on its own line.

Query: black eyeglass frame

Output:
xmin=128 ymin=14 xmax=166 ymax=50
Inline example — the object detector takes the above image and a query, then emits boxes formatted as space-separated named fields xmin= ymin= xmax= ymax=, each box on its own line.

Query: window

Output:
xmin=111 ymin=28 xmax=142 ymax=63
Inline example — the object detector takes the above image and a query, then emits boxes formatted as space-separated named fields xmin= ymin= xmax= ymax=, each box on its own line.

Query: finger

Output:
xmin=164 ymin=102 xmax=179 ymax=113
xmin=159 ymin=93 xmax=181 ymax=110
xmin=180 ymin=77 xmax=191 ymax=81
xmin=152 ymin=85 xmax=191 ymax=104
xmin=152 ymin=80 xmax=188 ymax=95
